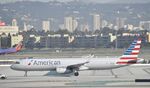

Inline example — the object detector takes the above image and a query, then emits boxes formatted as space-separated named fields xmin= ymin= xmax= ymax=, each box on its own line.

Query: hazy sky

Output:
xmin=22 ymin=0 xmax=114 ymax=2
xmin=20 ymin=0 xmax=150 ymax=3
xmin=11 ymin=0 xmax=115 ymax=3
xmin=0 ymin=0 xmax=102 ymax=2
xmin=1 ymin=0 xmax=150 ymax=3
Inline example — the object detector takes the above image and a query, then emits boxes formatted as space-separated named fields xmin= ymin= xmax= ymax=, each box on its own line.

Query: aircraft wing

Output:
xmin=56 ymin=61 xmax=89 ymax=74
xmin=0 ymin=49 xmax=3 ymax=50
xmin=66 ymin=61 xmax=89 ymax=70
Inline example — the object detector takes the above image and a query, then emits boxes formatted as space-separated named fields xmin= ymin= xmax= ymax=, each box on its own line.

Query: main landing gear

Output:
xmin=24 ymin=71 xmax=28 ymax=77
xmin=74 ymin=71 xmax=79 ymax=76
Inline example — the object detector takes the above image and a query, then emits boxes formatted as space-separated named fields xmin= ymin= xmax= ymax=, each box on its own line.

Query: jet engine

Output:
xmin=56 ymin=67 xmax=72 ymax=74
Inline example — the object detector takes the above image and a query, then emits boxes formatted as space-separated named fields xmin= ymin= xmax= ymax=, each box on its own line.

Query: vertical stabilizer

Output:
xmin=15 ymin=41 xmax=23 ymax=51
xmin=117 ymin=38 xmax=142 ymax=64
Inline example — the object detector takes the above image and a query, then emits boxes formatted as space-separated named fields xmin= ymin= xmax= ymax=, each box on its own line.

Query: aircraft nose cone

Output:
xmin=10 ymin=65 xmax=15 ymax=70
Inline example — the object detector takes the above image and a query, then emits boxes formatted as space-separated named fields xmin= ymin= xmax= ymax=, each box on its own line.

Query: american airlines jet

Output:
xmin=10 ymin=38 xmax=144 ymax=76
xmin=0 ymin=41 xmax=23 ymax=55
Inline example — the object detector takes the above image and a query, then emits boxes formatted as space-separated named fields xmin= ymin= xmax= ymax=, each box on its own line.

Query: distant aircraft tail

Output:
xmin=116 ymin=38 xmax=142 ymax=65
xmin=15 ymin=41 xmax=23 ymax=51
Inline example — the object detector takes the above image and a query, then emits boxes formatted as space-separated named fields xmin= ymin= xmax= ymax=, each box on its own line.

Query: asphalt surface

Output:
xmin=1 ymin=65 xmax=150 ymax=88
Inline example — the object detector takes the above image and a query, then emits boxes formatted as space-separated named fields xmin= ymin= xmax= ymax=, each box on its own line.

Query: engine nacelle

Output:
xmin=56 ymin=67 xmax=72 ymax=74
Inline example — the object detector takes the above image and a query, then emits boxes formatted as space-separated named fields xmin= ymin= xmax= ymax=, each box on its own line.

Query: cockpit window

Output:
xmin=15 ymin=61 xmax=20 ymax=64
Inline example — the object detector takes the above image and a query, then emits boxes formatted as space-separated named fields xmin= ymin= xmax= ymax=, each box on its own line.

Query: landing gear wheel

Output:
xmin=1 ymin=76 xmax=6 ymax=79
xmin=24 ymin=71 xmax=28 ymax=77
xmin=74 ymin=72 xmax=79 ymax=76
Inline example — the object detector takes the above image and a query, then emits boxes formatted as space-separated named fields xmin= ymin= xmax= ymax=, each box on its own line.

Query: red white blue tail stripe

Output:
xmin=117 ymin=38 xmax=142 ymax=64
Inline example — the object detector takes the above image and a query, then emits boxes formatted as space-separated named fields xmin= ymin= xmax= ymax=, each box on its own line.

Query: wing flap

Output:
xmin=67 ymin=61 xmax=89 ymax=68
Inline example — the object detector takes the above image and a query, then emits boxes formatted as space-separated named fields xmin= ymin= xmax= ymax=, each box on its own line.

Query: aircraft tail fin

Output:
xmin=116 ymin=38 xmax=142 ymax=65
xmin=15 ymin=41 xmax=23 ymax=51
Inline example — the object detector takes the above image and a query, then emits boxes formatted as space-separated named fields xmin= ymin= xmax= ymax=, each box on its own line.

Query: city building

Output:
xmin=107 ymin=23 xmax=114 ymax=29
xmin=127 ymin=24 xmax=134 ymax=30
xmin=23 ymin=22 xmax=28 ymax=31
xmin=64 ymin=16 xmax=78 ymax=32
xmin=148 ymin=32 xmax=150 ymax=43
xmin=0 ymin=19 xmax=19 ymax=35
xmin=116 ymin=17 xmax=125 ymax=30
xmin=139 ymin=21 xmax=150 ymax=30
xmin=11 ymin=35 xmax=23 ymax=47
xmin=0 ymin=21 xmax=6 ymax=26
xmin=73 ymin=19 xmax=78 ymax=31
xmin=64 ymin=17 xmax=73 ymax=32
xmin=101 ymin=20 xmax=108 ymax=28
xmin=37 ymin=34 xmax=110 ymax=48
xmin=80 ymin=23 xmax=89 ymax=32
xmin=0 ymin=26 xmax=19 ymax=35
xmin=29 ymin=35 xmax=41 ymax=43
xmin=117 ymin=35 xmax=140 ymax=48
xmin=74 ymin=35 xmax=110 ymax=48
xmin=59 ymin=24 xmax=65 ymax=30
xmin=12 ymin=19 xmax=17 ymax=26
xmin=42 ymin=20 xmax=50 ymax=32
xmin=40 ymin=34 xmax=69 ymax=48
xmin=0 ymin=34 xmax=11 ymax=48
xmin=93 ymin=14 xmax=101 ymax=31
xmin=109 ymin=33 xmax=116 ymax=42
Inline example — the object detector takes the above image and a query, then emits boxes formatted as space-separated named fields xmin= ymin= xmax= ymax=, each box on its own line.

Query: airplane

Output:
xmin=0 ymin=41 xmax=23 ymax=55
xmin=10 ymin=38 xmax=144 ymax=77
xmin=0 ymin=41 xmax=23 ymax=79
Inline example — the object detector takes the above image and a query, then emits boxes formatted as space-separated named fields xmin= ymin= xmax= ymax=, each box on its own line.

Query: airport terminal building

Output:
xmin=25 ymin=33 xmax=147 ymax=49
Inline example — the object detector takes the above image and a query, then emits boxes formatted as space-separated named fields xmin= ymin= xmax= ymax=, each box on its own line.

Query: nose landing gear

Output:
xmin=24 ymin=71 xmax=28 ymax=77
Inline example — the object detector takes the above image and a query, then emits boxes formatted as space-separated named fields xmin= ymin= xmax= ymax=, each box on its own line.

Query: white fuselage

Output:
xmin=10 ymin=38 xmax=142 ymax=76
xmin=10 ymin=57 xmax=125 ymax=71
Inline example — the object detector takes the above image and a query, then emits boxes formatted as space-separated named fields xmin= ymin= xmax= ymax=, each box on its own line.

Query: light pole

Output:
xmin=115 ymin=30 xmax=118 ymax=49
